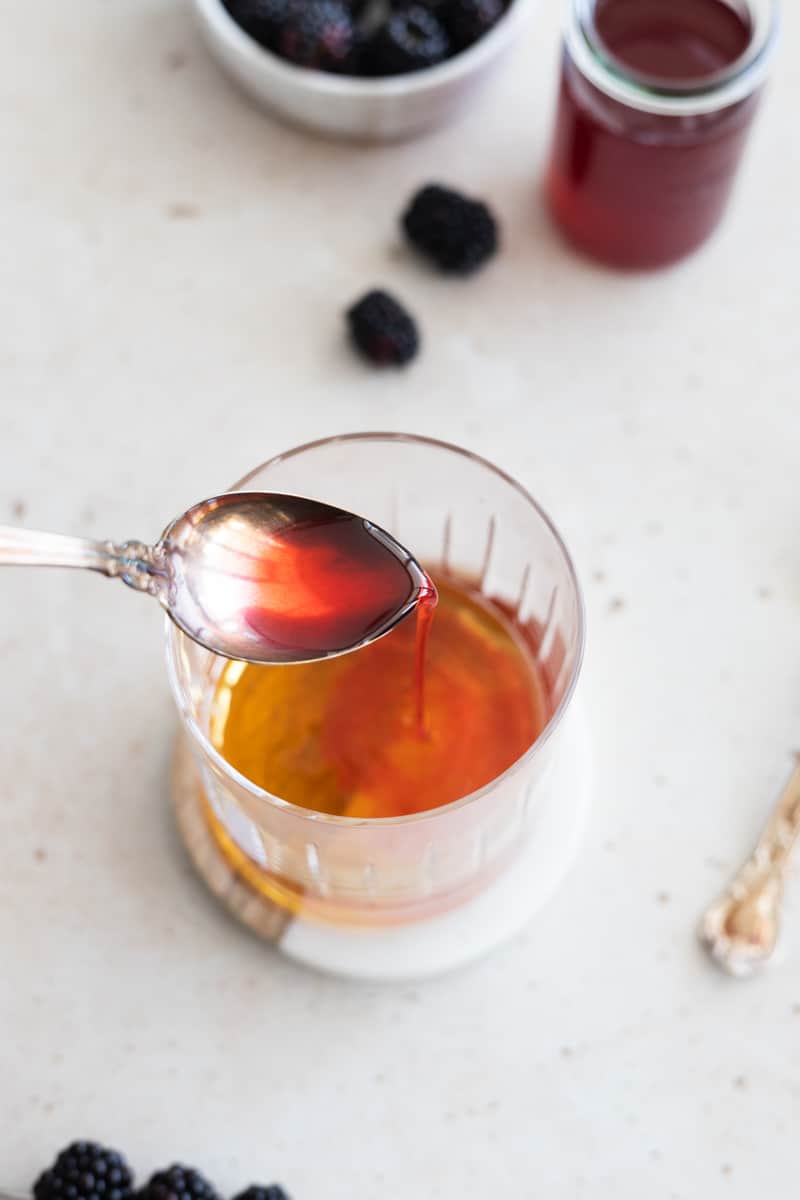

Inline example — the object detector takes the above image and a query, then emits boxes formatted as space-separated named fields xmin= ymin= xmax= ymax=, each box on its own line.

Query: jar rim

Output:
xmin=567 ymin=0 xmax=780 ymax=116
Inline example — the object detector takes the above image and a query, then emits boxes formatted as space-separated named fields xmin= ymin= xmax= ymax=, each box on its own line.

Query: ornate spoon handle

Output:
xmin=0 ymin=525 xmax=163 ymax=593
xmin=699 ymin=758 xmax=800 ymax=977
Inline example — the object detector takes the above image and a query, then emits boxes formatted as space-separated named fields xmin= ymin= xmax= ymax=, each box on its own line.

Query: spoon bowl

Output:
xmin=160 ymin=491 xmax=431 ymax=664
xmin=0 ymin=492 xmax=432 ymax=665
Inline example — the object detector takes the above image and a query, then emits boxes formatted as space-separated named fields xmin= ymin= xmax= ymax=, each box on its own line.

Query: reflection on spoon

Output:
xmin=0 ymin=492 xmax=433 ymax=665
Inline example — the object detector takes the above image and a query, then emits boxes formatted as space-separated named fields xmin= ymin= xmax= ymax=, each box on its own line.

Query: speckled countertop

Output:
xmin=2 ymin=1 xmax=800 ymax=1196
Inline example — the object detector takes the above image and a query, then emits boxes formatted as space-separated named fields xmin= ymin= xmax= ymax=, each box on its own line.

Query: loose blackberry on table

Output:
xmin=139 ymin=1165 xmax=221 ymax=1200
xmin=34 ymin=1142 xmax=135 ymax=1200
xmin=232 ymin=1186 xmax=291 ymax=1200
xmin=402 ymin=183 xmax=499 ymax=273
xmin=32 ymin=1147 xmax=292 ymax=1200
xmin=347 ymin=289 xmax=420 ymax=366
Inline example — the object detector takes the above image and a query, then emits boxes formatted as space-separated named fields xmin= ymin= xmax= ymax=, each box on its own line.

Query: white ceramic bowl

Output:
xmin=192 ymin=0 xmax=536 ymax=140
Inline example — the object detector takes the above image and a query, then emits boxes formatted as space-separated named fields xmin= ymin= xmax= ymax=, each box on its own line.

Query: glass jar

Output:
xmin=546 ymin=0 xmax=779 ymax=268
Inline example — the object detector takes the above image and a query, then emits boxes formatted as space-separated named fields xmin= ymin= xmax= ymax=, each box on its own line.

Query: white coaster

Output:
xmin=280 ymin=705 xmax=591 ymax=981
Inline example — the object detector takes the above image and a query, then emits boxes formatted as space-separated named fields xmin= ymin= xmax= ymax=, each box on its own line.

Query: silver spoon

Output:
xmin=699 ymin=756 xmax=800 ymax=977
xmin=0 ymin=492 xmax=431 ymax=665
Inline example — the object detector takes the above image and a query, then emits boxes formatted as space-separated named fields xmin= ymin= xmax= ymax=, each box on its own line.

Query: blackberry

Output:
xmin=232 ymin=1187 xmax=290 ymax=1200
xmin=223 ymin=0 xmax=291 ymax=49
xmin=348 ymin=0 xmax=378 ymax=18
xmin=274 ymin=0 xmax=357 ymax=71
xmin=365 ymin=5 xmax=450 ymax=75
xmin=139 ymin=1166 xmax=221 ymax=1200
xmin=402 ymin=183 xmax=498 ymax=273
xmin=440 ymin=0 xmax=506 ymax=50
xmin=347 ymin=289 xmax=420 ymax=366
xmin=34 ymin=1142 xmax=134 ymax=1200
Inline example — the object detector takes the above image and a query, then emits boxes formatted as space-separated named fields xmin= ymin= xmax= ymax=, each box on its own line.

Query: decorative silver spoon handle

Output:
xmin=699 ymin=758 xmax=800 ymax=977
xmin=0 ymin=525 xmax=164 ymax=593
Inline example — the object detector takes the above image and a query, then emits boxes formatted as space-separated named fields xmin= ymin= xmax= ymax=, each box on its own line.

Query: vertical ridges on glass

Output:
xmin=536 ymin=586 xmax=559 ymax=665
xmin=361 ymin=861 xmax=378 ymax=901
xmin=553 ymin=653 xmax=573 ymax=705
xmin=441 ymin=512 xmax=452 ymax=573
xmin=479 ymin=514 xmax=497 ymax=589
xmin=515 ymin=562 xmax=532 ymax=620
xmin=305 ymin=841 xmax=330 ymax=895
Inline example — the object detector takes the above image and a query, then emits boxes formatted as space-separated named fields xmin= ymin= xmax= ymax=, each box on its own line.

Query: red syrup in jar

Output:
xmin=546 ymin=0 xmax=760 ymax=268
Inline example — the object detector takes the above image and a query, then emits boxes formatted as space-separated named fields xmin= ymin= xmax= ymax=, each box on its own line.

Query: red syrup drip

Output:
xmin=413 ymin=580 xmax=438 ymax=738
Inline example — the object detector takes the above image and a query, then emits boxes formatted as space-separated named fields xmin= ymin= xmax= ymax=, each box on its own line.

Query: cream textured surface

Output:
xmin=2 ymin=1 xmax=800 ymax=1196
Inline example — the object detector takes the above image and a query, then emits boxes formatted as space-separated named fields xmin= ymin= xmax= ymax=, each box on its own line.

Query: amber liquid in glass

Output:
xmin=209 ymin=572 xmax=550 ymax=819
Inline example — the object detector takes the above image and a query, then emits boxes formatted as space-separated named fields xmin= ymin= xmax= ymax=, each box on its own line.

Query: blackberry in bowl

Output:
xmin=363 ymin=6 xmax=452 ymax=76
xmin=192 ymin=0 xmax=536 ymax=139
